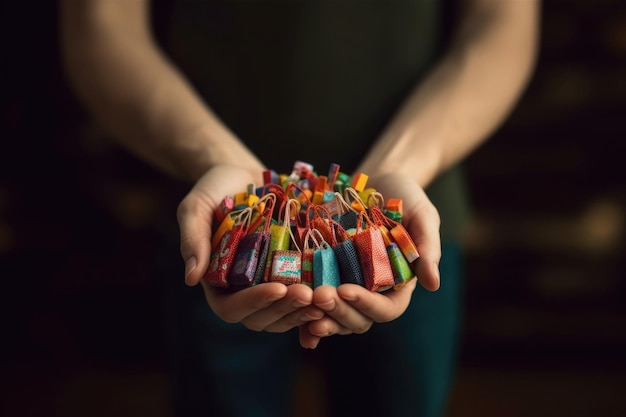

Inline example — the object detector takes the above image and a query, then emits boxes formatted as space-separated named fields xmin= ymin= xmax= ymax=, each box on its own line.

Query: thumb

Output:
xmin=404 ymin=188 xmax=442 ymax=292
xmin=177 ymin=193 xmax=214 ymax=286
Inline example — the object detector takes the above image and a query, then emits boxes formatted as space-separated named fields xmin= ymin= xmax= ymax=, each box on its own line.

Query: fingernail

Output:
xmin=433 ymin=261 xmax=441 ymax=283
xmin=184 ymin=256 xmax=197 ymax=282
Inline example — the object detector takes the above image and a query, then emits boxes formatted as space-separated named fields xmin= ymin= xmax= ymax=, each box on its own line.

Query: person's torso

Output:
xmin=156 ymin=0 xmax=448 ymax=173
xmin=154 ymin=0 xmax=468 ymax=241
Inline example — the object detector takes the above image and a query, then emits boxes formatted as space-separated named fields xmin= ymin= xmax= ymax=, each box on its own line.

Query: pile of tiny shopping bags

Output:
xmin=204 ymin=161 xmax=419 ymax=293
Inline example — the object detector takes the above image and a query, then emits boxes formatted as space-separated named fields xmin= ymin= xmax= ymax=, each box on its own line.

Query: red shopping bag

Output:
xmin=352 ymin=211 xmax=395 ymax=292
xmin=300 ymin=229 xmax=320 ymax=288
xmin=204 ymin=207 xmax=254 ymax=288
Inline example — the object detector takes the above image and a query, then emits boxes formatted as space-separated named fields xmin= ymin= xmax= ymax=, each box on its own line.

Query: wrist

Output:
xmin=181 ymin=123 xmax=266 ymax=182
xmin=357 ymin=128 xmax=443 ymax=188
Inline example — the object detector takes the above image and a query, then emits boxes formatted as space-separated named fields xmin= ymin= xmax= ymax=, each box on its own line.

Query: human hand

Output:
xmin=298 ymin=279 xmax=418 ymax=348
xmin=177 ymin=164 xmax=325 ymax=334
xmin=300 ymin=172 xmax=441 ymax=347
xmin=366 ymin=171 xmax=442 ymax=291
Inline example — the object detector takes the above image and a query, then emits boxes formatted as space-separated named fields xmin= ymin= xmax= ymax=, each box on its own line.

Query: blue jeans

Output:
xmin=157 ymin=229 xmax=462 ymax=417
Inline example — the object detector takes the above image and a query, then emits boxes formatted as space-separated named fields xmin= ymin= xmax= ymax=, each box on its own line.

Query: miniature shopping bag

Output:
xmin=369 ymin=205 xmax=416 ymax=288
xmin=313 ymin=233 xmax=341 ymax=288
xmin=300 ymin=229 xmax=320 ymax=288
xmin=330 ymin=219 xmax=365 ymax=287
xmin=204 ymin=208 xmax=252 ymax=288
xmin=369 ymin=205 xmax=420 ymax=263
xmin=227 ymin=194 xmax=276 ymax=289
xmin=263 ymin=198 xmax=300 ymax=282
xmin=352 ymin=211 xmax=395 ymax=292
xmin=386 ymin=242 xmax=414 ymax=289
xmin=268 ymin=199 xmax=302 ymax=285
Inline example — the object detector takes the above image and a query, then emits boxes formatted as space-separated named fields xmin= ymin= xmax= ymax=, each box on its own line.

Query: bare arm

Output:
xmin=358 ymin=0 xmax=541 ymax=187
xmin=59 ymin=0 xmax=541 ymax=346
xmin=60 ymin=0 xmax=324 ymax=342
xmin=310 ymin=0 xmax=541 ymax=339
xmin=59 ymin=0 xmax=264 ymax=181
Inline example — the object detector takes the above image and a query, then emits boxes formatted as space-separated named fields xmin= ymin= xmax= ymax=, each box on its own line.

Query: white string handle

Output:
xmin=303 ymin=228 xmax=321 ymax=251
xmin=333 ymin=191 xmax=356 ymax=214
xmin=367 ymin=191 xmax=385 ymax=209
xmin=343 ymin=187 xmax=367 ymax=213
xmin=283 ymin=198 xmax=302 ymax=253
xmin=232 ymin=206 xmax=254 ymax=233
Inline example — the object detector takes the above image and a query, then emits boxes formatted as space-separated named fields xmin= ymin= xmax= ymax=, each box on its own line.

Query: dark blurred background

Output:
xmin=1 ymin=1 xmax=625 ymax=417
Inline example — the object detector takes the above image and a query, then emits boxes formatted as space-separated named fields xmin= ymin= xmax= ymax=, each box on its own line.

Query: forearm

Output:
xmin=59 ymin=0 xmax=264 ymax=182
xmin=358 ymin=0 xmax=540 ymax=188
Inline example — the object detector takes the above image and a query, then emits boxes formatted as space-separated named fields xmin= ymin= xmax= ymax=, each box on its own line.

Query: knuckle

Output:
xmin=264 ymin=321 xmax=294 ymax=333
xmin=179 ymin=234 xmax=195 ymax=257
xmin=176 ymin=196 xmax=194 ymax=221
xmin=374 ymin=310 xmax=397 ymax=323
xmin=353 ymin=322 xmax=373 ymax=334
xmin=241 ymin=319 xmax=265 ymax=332
xmin=177 ymin=194 xmax=212 ymax=223
xmin=222 ymin=316 xmax=240 ymax=325
xmin=214 ymin=308 xmax=240 ymax=324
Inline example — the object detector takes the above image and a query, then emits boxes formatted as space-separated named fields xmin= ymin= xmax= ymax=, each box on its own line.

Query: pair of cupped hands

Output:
xmin=178 ymin=165 xmax=441 ymax=349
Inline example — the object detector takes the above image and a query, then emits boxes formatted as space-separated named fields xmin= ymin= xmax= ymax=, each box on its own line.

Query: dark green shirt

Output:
xmin=155 ymin=0 xmax=469 ymax=240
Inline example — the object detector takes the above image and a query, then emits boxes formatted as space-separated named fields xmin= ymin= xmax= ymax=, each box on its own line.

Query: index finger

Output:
xmin=337 ymin=280 xmax=417 ymax=323
xmin=201 ymin=281 xmax=288 ymax=323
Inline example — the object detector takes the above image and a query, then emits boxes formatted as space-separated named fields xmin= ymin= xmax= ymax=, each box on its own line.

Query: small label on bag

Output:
xmin=270 ymin=250 xmax=302 ymax=285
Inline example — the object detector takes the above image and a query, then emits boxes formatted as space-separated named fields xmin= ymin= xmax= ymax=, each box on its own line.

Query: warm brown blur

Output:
xmin=1 ymin=1 xmax=625 ymax=417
